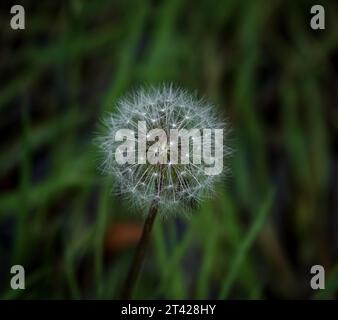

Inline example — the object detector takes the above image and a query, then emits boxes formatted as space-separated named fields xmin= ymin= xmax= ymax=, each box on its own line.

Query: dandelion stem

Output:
xmin=121 ymin=201 xmax=159 ymax=299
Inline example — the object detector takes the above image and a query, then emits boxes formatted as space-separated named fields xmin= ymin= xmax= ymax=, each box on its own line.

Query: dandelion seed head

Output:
xmin=97 ymin=84 xmax=231 ymax=216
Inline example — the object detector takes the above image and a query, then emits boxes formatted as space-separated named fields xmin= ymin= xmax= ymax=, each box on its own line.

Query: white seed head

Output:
xmin=97 ymin=84 xmax=231 ymax=216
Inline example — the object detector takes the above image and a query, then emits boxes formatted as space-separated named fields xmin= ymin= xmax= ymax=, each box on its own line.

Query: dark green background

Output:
xmin=0 ymin=0 xmax=337 ymax=299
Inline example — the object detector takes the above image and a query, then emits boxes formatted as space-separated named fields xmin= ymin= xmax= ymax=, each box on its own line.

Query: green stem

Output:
xmin=120 ymin=201 xmax=159 ymax=299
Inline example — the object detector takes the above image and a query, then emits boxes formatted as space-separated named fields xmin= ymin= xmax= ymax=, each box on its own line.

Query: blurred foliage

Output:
xmin=0 ymin=0 xmax=338 ymax=299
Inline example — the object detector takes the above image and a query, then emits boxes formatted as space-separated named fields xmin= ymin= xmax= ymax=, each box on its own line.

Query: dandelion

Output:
xmin=97 ymin=84 xmax=231 ymax=298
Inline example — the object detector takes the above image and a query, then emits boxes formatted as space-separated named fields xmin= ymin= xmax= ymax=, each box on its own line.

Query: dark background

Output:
xmin=0 ymin=0 xmax=337 ymax=299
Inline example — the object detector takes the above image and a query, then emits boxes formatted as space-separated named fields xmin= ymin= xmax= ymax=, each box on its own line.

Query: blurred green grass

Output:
xmin=0 ymin=0 xmax=338 ymax=299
